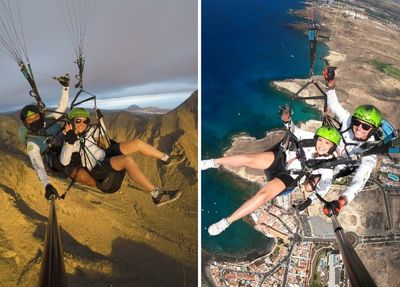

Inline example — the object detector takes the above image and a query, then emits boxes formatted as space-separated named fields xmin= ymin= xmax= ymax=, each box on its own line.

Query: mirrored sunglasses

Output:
xmin=351 ymin=117 xmax=372 ymax=131
xmin=74 ymin=119 xmax=89 ymax=125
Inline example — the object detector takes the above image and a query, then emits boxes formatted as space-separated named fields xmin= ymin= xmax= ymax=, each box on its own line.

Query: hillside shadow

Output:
xmin=67 ymin=237 xmax=197 ymax=287
xmin=0 ymin=183 xmax=47 ymax=222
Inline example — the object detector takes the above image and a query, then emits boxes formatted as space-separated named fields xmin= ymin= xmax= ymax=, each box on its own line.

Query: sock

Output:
xmin=161 ymin=154 xmax=170 ymax=163
xmin=151 ymin=187 xmax=161 ymax=198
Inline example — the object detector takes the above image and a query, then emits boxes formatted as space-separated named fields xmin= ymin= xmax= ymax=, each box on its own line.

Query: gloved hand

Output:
xmin=322 ymin=66 xmax=336 ymax=81
xmin=95 ymin=108 xmax=103 ymax=119
xmin=323 ymin=197 xmax=346 ymax=217
xmin=56 ymin=74 xmax=70 ymax=87
xmin=278 ymin=105 xmax=293 ymax=123
xmin=45 ymin=184 xmax=59 ymax=200
xmin=65 ymin=130 xmax=78 ymax=145
xmin=293 ymin=198 xmax=312 ymax=211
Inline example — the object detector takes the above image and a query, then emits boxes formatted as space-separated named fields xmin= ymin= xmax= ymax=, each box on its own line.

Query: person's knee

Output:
xmin=74 ymin=168 xmax=96 ymax=186
xmin=128 ymin=138 xmax=143 ymax=146
xmin=256 ymin=188 xmax=271 ymax=199
xmin=123 ymin=156 xmax=138 ymax=168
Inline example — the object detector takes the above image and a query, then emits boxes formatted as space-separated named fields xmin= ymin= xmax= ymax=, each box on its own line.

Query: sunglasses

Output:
xmin=74 ymin=119 xmax=89 ymax=125
xmin=351 ymin=117 xmax=372 ymax=131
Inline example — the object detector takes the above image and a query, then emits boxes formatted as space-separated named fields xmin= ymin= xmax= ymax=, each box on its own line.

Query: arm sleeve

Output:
xmin=60 ymin=141 xmax=78 ymax=166
xmin=326 ymin=89 xmax=351 ymax=124
xmin=340 ymin=154 xmax=377 ymax=203
xmin=48 ymin=87 xmax=69 ymax=119
xmin=27 ymin=142 xmax=49 ymax=187
xmin=308 ymin=168 xmax=334 ymax=202
xmin=288 ymin=121 xmax=314 ymax=139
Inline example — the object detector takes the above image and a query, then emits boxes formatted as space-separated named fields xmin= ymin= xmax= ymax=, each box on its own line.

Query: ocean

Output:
xmin=201 ymin=0 xmax=328 ymax=257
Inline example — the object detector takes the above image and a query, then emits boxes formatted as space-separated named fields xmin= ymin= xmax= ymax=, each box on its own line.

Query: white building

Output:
xmin=328 ymin=252 xmax=342 ymax=287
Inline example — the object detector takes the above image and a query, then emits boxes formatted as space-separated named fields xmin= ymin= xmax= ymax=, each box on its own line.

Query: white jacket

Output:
xmin=326 ymin=89 xmax=377 ymax=203
xmin=284 ymin=122 xmax=334 ymax=200
xmin=60 ymin=118 xmax=107 ymax=171
xmin=26 ymin=87 xmax=69 ymax=187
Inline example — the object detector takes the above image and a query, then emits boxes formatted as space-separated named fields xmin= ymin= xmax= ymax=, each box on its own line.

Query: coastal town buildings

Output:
xmin=328 ymin=251 xmax=343 ymax=287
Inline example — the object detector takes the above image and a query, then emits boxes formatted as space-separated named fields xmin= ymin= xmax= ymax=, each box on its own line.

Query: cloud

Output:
xmin=0 ymin=0 xmax=197 ymax=111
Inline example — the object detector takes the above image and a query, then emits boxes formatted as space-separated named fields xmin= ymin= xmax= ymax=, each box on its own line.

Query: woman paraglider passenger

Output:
xmin=60 ymin=107 xmax=181 ymax=206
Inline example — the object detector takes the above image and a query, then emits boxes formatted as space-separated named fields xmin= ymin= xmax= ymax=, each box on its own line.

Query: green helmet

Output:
xmin=315 ymin=126 xmax=341 ymax=146
xmin=69 ymin=108 xmax=90 ymax=120
xmin=352 ymin=105 xmax=382 ymax=127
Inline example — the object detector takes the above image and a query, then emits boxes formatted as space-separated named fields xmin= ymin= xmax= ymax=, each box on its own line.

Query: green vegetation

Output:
xmin=310 ymin=249 xmax=328 ymax=287
xmin=272 ymin=246 xmax=281 ymax=256
xmin=370 ymin=59 xmax=400 ymax=80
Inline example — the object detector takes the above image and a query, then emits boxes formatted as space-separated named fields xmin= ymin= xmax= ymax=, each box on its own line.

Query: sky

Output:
xmin=0 ymin=0 xmax=197 ymax=112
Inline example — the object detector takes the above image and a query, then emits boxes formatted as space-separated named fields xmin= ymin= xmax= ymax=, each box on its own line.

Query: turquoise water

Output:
xmin=201 ymin=0 xmax=328 ymax=256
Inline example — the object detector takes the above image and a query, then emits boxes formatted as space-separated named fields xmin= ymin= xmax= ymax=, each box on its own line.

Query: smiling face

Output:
xmin=351 ymin=117 xmax=373 ymax=141
xmin=73 ymin=117 xmax=89 ymax=134
xmin=315 ymin=137 xmax=335 ymax=156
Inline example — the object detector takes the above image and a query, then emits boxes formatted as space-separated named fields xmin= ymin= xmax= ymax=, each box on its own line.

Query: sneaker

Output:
xmin=152 ymin=189 xmax=182 ymax=207
xmin=200 ymin=159 xmax=219 ymax=170
xmin=208 ymin=218 xmax=230 ymax=236
xmin=161 ymin=154 xmax=171 ymax=165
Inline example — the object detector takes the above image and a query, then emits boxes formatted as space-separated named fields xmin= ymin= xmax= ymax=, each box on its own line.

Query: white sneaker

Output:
xmin=208 ymin=218 xmax=230 ymax=236
xmin=201 ymin=159 xmax=220 ymax=170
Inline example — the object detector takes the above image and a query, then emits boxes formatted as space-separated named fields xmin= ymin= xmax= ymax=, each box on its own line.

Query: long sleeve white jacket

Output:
xmin=60 ymin=118 xmax=107 ymax=171
xmin=26 ymin=87 xmax=69 ymax=187
xmin=284 ymin=122 xmax=334 ymax=200
xmin=326 ymin=89 xmax=377 ymax=203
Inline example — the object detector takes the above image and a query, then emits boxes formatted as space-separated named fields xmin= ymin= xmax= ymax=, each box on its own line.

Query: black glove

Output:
xmin=323 ymin=198 xmax=345 ymax=217
xmin=278 ymin=104 xmax=294 ymax=122
xmin=293 ymin=198 xmax=312 ymax=211
xmin=322 ymin=66 xmax=336 ymax=81
xmin=45 ymin=184 xmax=59 ymax=200
xmin=56 ymin=74 xmax=70 ymax=87
xmin=65 ymin=130 xmax=78 ymax=145
xmin=278 ymin=104 xmax=291 ymax=116
xmin=95 ymin=108 xmax=103 ymax=119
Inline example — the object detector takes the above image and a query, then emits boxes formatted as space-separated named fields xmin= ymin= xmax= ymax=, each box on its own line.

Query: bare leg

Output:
xmin=214 ymin=151 xmax=275 ymax=170
xmin=119 ymin=139 xmax=164 ymax=160
xmin=70 ymin=167 xmax=96 ymax=186
xmin=110 ymin=155 xmax=155 ymax=191
xmin=227 ymin=177 xmax=286 ymax=223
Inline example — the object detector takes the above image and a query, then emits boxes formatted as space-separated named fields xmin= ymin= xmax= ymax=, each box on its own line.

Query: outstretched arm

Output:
xmin=326 ymin=89 xmax=351 ymax=124
xmin=48 ymin=86 xmax=69 ymax=119
xmin=340 ymin=155 xmax=376 ymax=204
xmin=27 ymin=142 xmax=50 ymax=187
xmin=287 ymin=121 xmax=315 ymax=140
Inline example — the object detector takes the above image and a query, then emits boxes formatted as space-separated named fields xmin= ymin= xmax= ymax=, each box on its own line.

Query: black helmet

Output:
xmin=20 ymin=105 xmax=41 ymax=121
xmin=20 ymin=105 xmax=44 ymax=132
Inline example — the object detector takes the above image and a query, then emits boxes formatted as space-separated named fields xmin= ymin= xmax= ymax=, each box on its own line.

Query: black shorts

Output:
xmin=90 ymin=141 xmax=123 ymax=181
xmin=264 ymin=150 xmax=296 ymax=188
xmin=90 ymin=142 xmax=126 ymax=193
xmin=90 ymin=158 xmax=114 ymax=181
xmin=90 ymin=159 xmax=126 ymax=193
xmin=105 ymin=142 xmax=123 ymax=158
